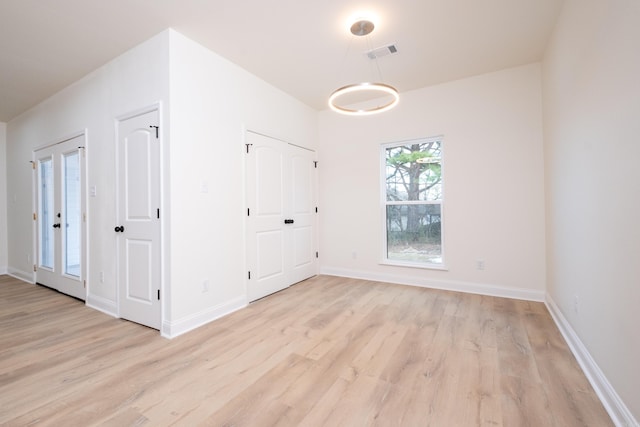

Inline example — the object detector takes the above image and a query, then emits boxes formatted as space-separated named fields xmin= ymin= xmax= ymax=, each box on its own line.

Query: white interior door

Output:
xmin=34 ymin=135 xmax=86 ymax=300
xmin=117 ymin=109 xmax=161 ymax=329
xmin=245 ymin=131 xmax=316 ymax=302
xmin=289 ymin=147 xmax=316 ymax=284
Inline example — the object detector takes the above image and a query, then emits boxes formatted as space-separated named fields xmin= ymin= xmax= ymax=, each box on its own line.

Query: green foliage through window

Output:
xmin=383 ymin=138 xmax=443 ymax=265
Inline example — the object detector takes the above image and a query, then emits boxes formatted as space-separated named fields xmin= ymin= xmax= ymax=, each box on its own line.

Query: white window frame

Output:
xmin=380 ymin=136 xmax=446 ymax=270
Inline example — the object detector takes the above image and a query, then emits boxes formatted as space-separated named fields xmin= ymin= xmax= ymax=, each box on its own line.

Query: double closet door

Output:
xmin=34 ymin=135 xmax=86 ymax=300
xmin=245 ymin=131 xmax=317 ymax=302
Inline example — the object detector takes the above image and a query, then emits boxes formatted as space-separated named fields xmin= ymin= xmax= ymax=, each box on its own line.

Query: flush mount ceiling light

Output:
xmin=329 ymin=18 xmax=399 ymax=116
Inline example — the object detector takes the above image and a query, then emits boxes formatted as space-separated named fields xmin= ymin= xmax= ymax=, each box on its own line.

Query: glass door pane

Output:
xmin=39 ymin=158 xmax=54 ymax=269
xmin=63 ymin=151 xmax=81 ymax=277
xmin=35 ymin=136 xmax=86 ymax=300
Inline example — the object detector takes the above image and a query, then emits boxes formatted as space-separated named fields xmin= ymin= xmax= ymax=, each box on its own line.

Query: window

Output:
xmin=382 ymin=137 xmax=444 ymax=268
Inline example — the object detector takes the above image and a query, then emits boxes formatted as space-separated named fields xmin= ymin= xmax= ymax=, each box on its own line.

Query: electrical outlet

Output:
xmin=573 ymin=295 xmax=579 ymax=314
xmin=352 ymin=251 xmax=357 ymax=259
xmin=476 ymin=260 xmax=485 ymax=270
xmin=202 ymin=280 xmax=210 ymax=293
xmin=100 ymin=271 xmax=104 ymax=283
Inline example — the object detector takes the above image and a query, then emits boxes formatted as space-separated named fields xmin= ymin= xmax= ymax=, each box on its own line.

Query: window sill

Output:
xmin=380 ymin=260 xmax=448 ymax=271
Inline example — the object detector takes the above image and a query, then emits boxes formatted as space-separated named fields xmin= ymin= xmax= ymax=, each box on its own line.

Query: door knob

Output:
xmin=52 ymin=223 xmax=61 ymax=228
xmin=114 ymin=225 xmax=125 ymax=232
xmin=284 ymin=219 xmax=294 ymax=224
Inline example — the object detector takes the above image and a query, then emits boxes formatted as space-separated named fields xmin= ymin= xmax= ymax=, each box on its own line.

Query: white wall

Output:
xmin=318 ymin=64 xmax=546 ymax=300
xmin=4 ymin=28 xmax=316 ymax=338
xmin=165 ymin=30 xmax=318 ymax=336
xmin=0 ymin=122 xmax=7 ymax=273
xmin=543 ymin=0 xmax=640 ymax=423
xmin=6 ymin=31 xmax=170 ymax=312
xmin=5 ymin=28 xmax=317 ymax=338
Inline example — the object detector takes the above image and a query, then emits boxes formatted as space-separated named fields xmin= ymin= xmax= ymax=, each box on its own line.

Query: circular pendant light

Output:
xmin=329 ymin=82 xmax=399 ymax=116
xmin=329 ymin=18 xmax=399 ymax=116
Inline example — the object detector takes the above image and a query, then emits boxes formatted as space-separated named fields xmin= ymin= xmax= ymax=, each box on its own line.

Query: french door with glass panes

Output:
xmin=35 ymin=135 xmax=86 ymax=300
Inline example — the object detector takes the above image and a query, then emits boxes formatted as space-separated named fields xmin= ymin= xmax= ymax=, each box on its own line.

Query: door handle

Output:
xmin=52 ymin=223 xmax=61 ymax=228
xmin=114 ymin=226 xmax=125 ymax=233
xmin=284 ymin=219 xmax=294 ymax=224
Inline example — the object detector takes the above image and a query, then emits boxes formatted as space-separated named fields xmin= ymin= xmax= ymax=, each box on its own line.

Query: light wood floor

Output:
xmin=0 ymin=274 xmax=612 ymax=426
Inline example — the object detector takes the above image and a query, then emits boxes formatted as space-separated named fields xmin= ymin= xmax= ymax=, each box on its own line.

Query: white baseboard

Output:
xmin=86 ymin=293 xmax=118 ymax=318
xmin=7 ymin=267 xmax=35 ymax=284
xmin=320 ymin=267 xmax=545 ymax=302
xmin=161 ymin=296 xmax=247 ymax=339
xmin=545 ymin=296 xmax=638 ymax=427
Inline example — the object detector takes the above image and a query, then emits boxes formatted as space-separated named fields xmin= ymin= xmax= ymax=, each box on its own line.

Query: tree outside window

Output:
xmin=382 ymin=137 xmax=443 ymax=266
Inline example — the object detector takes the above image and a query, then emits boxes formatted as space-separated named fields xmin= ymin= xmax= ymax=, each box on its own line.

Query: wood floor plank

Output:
xmin=204 ymin=353 xmax=314 ymax=426
xmin=494 ymin=298 xmax=543 ymax=383
xmin=0 ymin=275 xmax=614 ymax=426
xmin=523 ymin=309 xmax=611 ymax=426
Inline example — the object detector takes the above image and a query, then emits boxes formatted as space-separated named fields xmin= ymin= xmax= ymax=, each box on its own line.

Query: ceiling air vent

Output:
xmin=365 ymin=44 xmax=398 ymax=60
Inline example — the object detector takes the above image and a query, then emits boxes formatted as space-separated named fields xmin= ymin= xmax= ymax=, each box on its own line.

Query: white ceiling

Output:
xmin=0 ymin=0 xmax=564 ymax=123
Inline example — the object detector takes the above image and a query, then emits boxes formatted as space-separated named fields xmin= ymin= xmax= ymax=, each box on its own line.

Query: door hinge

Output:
xmin=157 ymin=289 xmax=160 ymax=300
xmin=150 ymin=125 xmax=159 ymax=139
xmin=33 ymin=212 xmax=37 ymax=220
xmin=31 ymin=161 xmax=36 ymax=170
xmin=157 ymin=208 xmax=160 ymax=219
xmin=33 ymin=264 xmax=37 ymax=272
xmin=314 ymin=161 xmax=318 ymax=168
xmin=245 ymin=143 xmax=253 ymax=154
xmin=316 ymin=251 xmax=319 ymax=258
xmin=83 ymin=280 xmax=86 ymax=288
xmin=248 ymin=271 xmax=251 ymax=280
xmin=83 ymin=212 xmax=86 ymax=222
